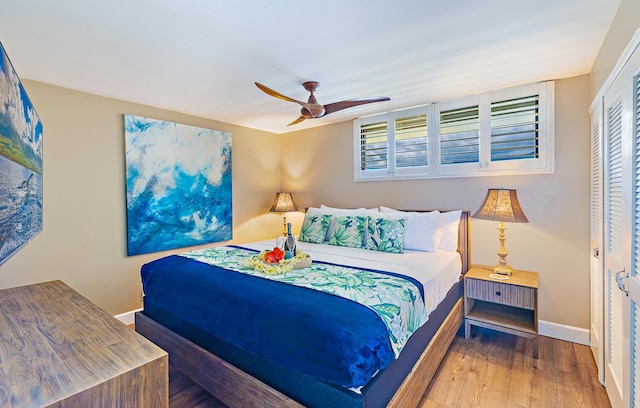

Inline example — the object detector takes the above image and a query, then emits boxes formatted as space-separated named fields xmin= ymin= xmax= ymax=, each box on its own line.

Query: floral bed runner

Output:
xmin=180 ymin=245 xmax=428 ymax=357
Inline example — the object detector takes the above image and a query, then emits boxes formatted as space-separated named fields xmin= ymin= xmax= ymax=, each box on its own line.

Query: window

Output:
xmin=360 ymin=121 xmax=388 ymax=170
xmin=395 ymin=114 xmax=428 ymax=168
xmin=356 ymin=106 xmax=430 ymax=178
xmin=490 ymin=95 xmax=539 ymax=162
xmin=353 ymin=81 xmax=554 ymax=181
xmin=439 ymin=105 xmax=479 ymax=165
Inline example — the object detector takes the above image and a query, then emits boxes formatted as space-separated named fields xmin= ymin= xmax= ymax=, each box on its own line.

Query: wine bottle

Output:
xmin=284 ymin=222 xmax=296 ymax=259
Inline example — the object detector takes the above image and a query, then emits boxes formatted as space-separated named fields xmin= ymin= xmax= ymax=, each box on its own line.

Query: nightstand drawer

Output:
xmin=466 ymin=278 xmax=535 ymax=310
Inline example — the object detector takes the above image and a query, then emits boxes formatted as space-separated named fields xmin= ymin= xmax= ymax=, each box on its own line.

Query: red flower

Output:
xmin=263 ymin=247 xmax=285 ymax=263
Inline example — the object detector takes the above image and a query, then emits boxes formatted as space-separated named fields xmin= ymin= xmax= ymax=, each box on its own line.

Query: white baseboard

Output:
xmin=114 ymin=308 xmax=142 ymax=326
xmin=113 ymin=309 xmax=591 ymax=346
xmin=539 ymin=320 xmax=589 ymax=345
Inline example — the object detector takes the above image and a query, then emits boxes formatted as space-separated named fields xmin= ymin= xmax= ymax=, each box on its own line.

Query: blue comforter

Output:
xmin=141 ymin=253 xmax=418 ymax=388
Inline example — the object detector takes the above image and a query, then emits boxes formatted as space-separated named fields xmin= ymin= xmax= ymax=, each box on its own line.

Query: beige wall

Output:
xmin=0 ymin=81 xmax=282 ymax=315
xmin=281 ymin=74 xmax=592 ymax=330
xmin=591 ymin=0 xmax=640 ymax=98
xmin=5 ymin=2 xmax=635 ymax=326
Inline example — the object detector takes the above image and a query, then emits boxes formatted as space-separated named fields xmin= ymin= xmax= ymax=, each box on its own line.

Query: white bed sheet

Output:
xmin=241 ymin=240 xmax=462 ymax=318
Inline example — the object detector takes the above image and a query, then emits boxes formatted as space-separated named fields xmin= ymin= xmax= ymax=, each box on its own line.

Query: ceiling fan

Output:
xmin=255 ymin=81 xmax=390 ymax=126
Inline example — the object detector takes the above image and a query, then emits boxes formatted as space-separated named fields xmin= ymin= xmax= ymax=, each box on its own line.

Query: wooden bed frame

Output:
xmin=135 ymin=210 xmax=470 ymax=408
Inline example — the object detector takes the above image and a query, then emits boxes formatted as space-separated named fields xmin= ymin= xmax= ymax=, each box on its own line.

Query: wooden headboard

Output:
xmin=457 ymin=210 xmax=470 ymax=274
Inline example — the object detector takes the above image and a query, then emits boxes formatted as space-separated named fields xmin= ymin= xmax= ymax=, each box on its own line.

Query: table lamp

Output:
xmin=269 ymin=192 xmax=298 ymax=236
xmin=472 ymin=188 xmax=528 ymax=276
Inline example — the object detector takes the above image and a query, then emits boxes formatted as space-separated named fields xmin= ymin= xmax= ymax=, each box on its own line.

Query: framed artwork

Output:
xmin=124 ymin=114 xmax=232 ymax=255
xmin=0 ymin=41 xmax=43 ymax=265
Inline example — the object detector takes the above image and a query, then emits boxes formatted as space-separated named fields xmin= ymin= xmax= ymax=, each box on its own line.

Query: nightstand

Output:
xmin=464 ymin=265 xmax=539 ymax=358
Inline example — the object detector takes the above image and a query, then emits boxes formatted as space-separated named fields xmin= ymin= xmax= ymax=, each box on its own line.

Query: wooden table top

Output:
xmin=466 ymin=265 xmax=539 ymax=288
xmin=0 ymin=280 xmax=167 ymax=407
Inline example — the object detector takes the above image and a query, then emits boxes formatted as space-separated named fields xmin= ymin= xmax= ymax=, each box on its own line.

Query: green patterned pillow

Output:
xmin=366 ymin=216 xmax=406 ymax=253
xmin=299 ymin=214 xmax=333 ymax=243
xmin=328 ymin=215 xmax=367 ymax=248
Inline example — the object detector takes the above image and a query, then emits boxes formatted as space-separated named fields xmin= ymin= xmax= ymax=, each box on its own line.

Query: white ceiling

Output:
xmin=0 ymin=0 xmax=620 ymax=134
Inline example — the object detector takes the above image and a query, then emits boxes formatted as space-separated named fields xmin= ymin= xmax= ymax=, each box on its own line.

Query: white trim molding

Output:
xmin=115 ymin=308 xmax=590 ymax=345
xmin=114 ymin=308 xmax=142 ymax=326
xmin=539 ymin=320 xmax=590 ymax=345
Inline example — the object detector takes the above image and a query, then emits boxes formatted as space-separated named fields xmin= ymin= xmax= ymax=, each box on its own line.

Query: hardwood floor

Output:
xmin=167 ymin=327 xmax=611 ymax=408
xmin=420 ymin=328 xmax=610 ymax=408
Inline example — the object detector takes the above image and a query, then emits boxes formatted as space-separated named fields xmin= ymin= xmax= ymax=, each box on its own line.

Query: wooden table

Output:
xmin=0 ymin=280 xmax=168 ymax=407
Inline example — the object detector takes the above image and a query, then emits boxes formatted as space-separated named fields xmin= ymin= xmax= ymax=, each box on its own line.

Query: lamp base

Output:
xmin=494 ymin=221 xmax=512 ymax=275
xmin=493 ymin=263 xmax=513 ymax=276
xmin=281 ymin=214 xmax=288 ymax=236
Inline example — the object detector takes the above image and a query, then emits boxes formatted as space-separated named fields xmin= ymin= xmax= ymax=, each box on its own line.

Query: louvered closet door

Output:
xmin=601 ymin=33 xmax=640 ymax=408
xmin=603 ymin=76 xmax=631 ymax=408
xmin=629 ymin=57 xmax=640 ymax=408
xmin=590 ymin=104 xmax=604 ymax=385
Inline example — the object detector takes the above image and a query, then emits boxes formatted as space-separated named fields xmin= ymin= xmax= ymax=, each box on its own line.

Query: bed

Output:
xmin=135 ymin=208 xmax=470 ymax=408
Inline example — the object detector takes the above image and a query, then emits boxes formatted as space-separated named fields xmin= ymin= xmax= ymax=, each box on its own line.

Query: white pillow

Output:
xmin=320 ymin=205 xmax=372 ymax=213
xmin=306 ymin=206 xmax=331 ymax=216
xmin=378 ymin=206 xmax=441 ymax=252
xmin=439 ymin=210 xmax=462 ymax=252
xmin=379 ymin=205 xmax=399 ymax=213
xmin=405 ymin=211 xmax=442 ymax=252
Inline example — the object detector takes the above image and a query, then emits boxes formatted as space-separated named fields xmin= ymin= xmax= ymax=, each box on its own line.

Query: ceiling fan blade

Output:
xmin=287 ymin=115 xmax=306 ymax=126
xmin=255 ymin=82 xmax=306 ymax=105
xmin=323 ymin=97 xmax=390 ymax=115
xmin=257 ymin=80 xmax=390 ymax=126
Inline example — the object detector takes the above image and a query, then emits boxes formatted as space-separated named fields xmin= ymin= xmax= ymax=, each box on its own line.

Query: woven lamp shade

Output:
xmin=270 ymin=192 xmax=297 ymax=236
xmin=472 ymin=189 xmax=528 ymax=223
xmin=269 ymin=192 xmax=297 ymax=213
xmin=473 ymin=188 xmax=528 ymax=276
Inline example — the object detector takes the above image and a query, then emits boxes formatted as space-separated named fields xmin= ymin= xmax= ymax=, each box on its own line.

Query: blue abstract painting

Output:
xmin=124 ymin=115 xmax=232 ymax=255
xmin=0 ymin=42 xmax=43 ymax=265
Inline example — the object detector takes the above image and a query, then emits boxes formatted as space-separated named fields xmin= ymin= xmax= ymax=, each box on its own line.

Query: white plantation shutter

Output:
xmin=360 ymin=121 xmax=388 ymax=171
xmin=395 ymin=114 xmax=428 ymax=168
xmin=353 ymin=81 xmax=553 ymax=181
xmin=490 ymin=95 xmax=539 ymax=161
xmin=439 ymin=105 xmax=479 ymax=165
xmin=355 ymin=106 xmax=430 ymax=179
